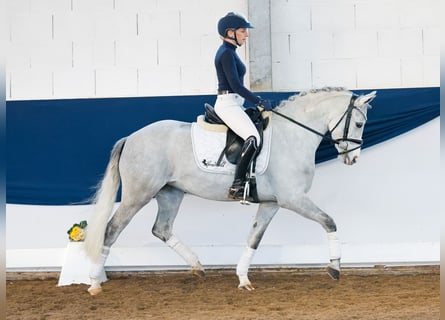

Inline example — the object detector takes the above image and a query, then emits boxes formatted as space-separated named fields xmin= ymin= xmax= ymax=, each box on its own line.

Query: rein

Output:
xmin=270 ymin=95 xmax=364 ymax=155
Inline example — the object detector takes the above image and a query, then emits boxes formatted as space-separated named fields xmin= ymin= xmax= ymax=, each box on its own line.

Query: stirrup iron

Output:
xmin=239 ymin=163 xmax=255 ymax=205
xmin=239 ymin=180 xmax=251 ymax=205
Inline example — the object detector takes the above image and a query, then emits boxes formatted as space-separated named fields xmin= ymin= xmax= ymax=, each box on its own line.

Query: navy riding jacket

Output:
xmin=214 ymin=41 xmax=260 ymax=105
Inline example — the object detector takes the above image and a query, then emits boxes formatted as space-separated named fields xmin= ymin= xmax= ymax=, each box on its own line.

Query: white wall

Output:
xmin=6 ymin=0 xmax=440 ymax=100
xmin=6 ymin=0 xmax=248 ymax=99
xmin=270 ymin=0 xmax=440 ymax=90
xmin=6 ymin=118 xmax=440 ymax=271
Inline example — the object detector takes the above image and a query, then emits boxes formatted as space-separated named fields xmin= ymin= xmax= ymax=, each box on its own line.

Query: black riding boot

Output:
xmin=228 ymin=136 xmax=258 ymax=200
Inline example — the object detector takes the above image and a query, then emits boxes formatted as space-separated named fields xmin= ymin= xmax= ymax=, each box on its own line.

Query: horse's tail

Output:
xmin=84 ymin=137 xmax=126 ymax=263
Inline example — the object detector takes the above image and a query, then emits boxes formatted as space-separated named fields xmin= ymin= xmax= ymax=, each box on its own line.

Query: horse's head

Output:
xmin=329 ymin=91 xmax=377 ymax=165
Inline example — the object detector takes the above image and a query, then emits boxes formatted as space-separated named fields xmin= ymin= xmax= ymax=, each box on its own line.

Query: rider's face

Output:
xmin=235 ymin=28 xmax=249 ymax=46
xmin=227 ymin=28 xmax=249 ymax=46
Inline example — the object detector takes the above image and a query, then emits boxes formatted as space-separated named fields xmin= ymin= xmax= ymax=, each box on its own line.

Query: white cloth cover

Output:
xmin=191 ymin=121 xmax=272 ymax=175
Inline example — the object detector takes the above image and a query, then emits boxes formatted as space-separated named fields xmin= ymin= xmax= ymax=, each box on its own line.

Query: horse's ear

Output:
xmin=354 ymin=91 xmax=377 ymax=107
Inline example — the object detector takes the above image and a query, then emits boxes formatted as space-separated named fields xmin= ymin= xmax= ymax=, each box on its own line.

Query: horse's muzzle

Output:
xmin=343 ymin=154 xmax=358 ymax=165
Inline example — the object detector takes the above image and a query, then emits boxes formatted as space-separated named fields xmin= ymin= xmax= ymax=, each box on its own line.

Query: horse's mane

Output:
xmin=277 ymin=87 xmax=351 ymax=111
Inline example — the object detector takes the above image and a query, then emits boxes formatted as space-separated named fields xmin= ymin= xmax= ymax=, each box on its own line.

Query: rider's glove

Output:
xmin=257 ymin=98 xmax=273 ymax=111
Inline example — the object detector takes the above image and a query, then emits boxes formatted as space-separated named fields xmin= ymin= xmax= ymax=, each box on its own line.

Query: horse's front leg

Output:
xmin=281 ymin=195 xmax=341 ymax=280
xmin=237 ymin=202 xmax=279 ymax=290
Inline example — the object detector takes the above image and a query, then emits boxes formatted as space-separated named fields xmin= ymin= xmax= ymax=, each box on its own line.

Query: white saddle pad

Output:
xmin=191 ymin=116 xmax=272 ymax=175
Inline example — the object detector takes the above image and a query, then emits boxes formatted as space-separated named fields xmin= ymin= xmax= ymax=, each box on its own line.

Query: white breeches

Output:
xmin=214 ymin=93 xmax=261 ymax=144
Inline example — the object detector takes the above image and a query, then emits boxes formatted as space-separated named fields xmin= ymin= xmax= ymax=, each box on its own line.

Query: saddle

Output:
xmin=203 ymin=103 xmax=270 ymax=165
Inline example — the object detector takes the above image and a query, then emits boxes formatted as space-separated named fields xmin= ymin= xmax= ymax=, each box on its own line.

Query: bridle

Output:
xmin=271 ymin=94 xmax=367 ymax=155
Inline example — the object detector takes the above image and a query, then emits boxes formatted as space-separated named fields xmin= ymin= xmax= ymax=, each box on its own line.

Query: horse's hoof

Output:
xmin=327 ymin=266 xmax=340 ymax=280
xmin=87 ymin=286 xmax=103 ymax=296
xmin=192 ymin=268 xmax=206 ymax=280
xmin=191 ymin=262 xmax=206 ymax=280
xmin=237 ymin=275 xmax=254 ymax=291
xmin=238 ymin=283 xmax=255 ymax=291
xmin=238 ymin=277 xmax=255 ymax=291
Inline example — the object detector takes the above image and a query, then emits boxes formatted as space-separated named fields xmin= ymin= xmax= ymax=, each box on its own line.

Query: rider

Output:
xmin=214 ymin=12 xmax=273 ymax=200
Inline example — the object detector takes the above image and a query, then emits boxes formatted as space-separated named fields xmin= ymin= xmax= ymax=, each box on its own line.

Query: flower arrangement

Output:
xmin=67 ymin=220 xmax=88 ymax=241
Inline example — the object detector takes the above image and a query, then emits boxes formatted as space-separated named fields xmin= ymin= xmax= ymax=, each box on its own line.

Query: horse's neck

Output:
xmin=278 ymin=92 xmax=349 ymax=131
xmin=271 ymin=111 xmax=324 ymax=160
xmin=272 ymin=93 xmax=349 ymax=153
xmin=273 ymin=103 xmax=327 ymax=138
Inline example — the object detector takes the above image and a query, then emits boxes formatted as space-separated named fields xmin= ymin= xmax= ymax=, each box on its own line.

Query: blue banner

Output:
xmin=6 ymin=87 xmax=439 ymax=205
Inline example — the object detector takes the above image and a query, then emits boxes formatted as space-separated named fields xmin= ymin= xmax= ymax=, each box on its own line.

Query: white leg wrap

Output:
xmin=89 ymin=246 xmax=110 ymax=280
xmin=327 ymin=232 xmax=341 ymax=260
xmin=166 ymin=236 xmax=199 ymax=267
xmin=236 ymin=246 xmax=256 ymax=277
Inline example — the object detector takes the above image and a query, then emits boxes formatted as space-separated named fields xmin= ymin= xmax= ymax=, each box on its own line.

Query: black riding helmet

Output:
xmin=217 ymin=12 xmax=253 ymax=46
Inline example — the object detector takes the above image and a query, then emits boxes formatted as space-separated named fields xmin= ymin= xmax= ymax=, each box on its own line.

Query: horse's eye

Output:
xmin=355 ymin=122 xmax=363 ymax=128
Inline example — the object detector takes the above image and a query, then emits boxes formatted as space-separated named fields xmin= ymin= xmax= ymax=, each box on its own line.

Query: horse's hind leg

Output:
xmin=282 ymin=195 xmax=341 ymax=280
xmin=88 ymin=200 xmax=150 ymax=295
xmin=237 ymin=202 xmax=280 ymax=290
xmin=152 ymin=185 xmax=205 ymax=279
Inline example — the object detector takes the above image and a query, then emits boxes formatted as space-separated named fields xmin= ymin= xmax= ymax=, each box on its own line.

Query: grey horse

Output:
xmin=84 ymin=88 xmax=377 ymax=295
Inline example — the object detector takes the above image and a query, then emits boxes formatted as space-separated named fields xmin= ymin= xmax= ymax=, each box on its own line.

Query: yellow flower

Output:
xmin=67 ymin=220 xmax=88 ymax=241
xmin=69 ymin=226 xmax=86 ymax=241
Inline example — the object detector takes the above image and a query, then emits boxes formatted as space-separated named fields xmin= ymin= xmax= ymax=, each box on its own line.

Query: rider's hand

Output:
xmin=257 ymin=99 xmax=273 ymax=111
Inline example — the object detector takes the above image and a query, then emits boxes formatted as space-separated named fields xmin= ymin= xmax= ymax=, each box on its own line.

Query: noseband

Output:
xmin=271 ymin=94 xmax=366 ymax=155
